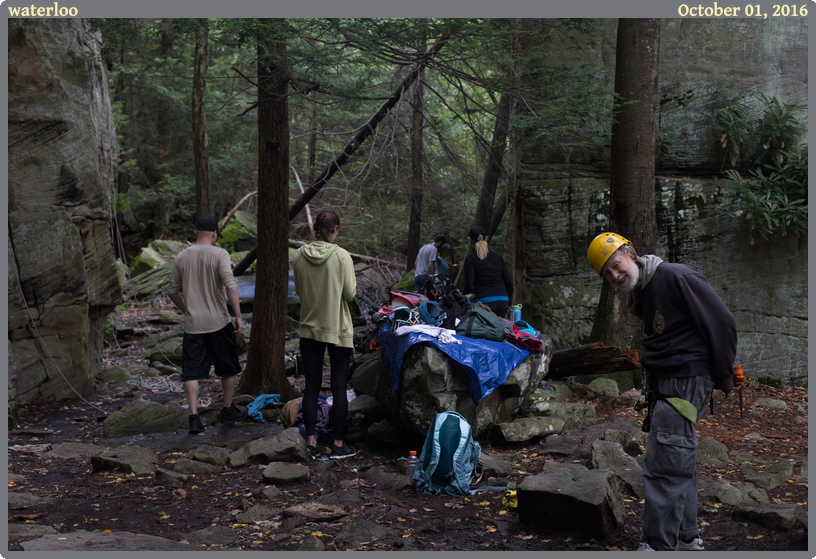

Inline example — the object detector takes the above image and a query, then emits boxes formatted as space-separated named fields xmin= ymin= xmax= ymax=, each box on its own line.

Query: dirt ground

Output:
xmin=7 ymin=331 xmax=809 ymax=552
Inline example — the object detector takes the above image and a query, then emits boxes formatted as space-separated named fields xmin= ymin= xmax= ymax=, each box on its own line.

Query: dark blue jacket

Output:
xmin=638 ymin=263 xmax=737 ymax=384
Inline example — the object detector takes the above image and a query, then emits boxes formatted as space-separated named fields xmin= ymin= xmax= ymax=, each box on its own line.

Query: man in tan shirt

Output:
xmin=168 ymin=218 xmax=247 ymax=434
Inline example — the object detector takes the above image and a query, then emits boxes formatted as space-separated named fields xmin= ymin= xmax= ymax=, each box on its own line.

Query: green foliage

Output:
xmin=756 ymin=375 xmax=783 ymax=388
xmin=716 ymin=88 xmax=808 ymax=244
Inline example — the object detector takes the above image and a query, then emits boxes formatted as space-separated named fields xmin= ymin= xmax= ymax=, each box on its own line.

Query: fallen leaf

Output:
xmin=397 ymin=517 xmax=406 ymax=522
xmin=409 ymin=509 xmax=417 ymax=513
xmin=102 ymin=529 xmax=112 ymax=533
xmin=159 ymin=515 xmax=170 ymax=520
xmin=311 ymin=532 xmax=324 ymax=537
xmin=499 ymin=510 xmax=508 ymax=516
xmin=522 ymin=535 xmax=533 ymax=540
xmin=476 ymin=501 xmax=491 ymax=506
xmin=485 ymin=526 xmax=497 ymax=533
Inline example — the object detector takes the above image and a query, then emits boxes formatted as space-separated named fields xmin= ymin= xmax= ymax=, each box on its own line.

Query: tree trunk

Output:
xmin=405 ymin=49 xmax=425 ymax=274
xmin=590 ymin=18 xmax=660 ymax=350
xmin=233 ymin=35 xmax=448 ymax=277
xmin=192 ymin=18 xmax=210 ymax=222
xmin=474 ymin=93 xmax=512 ymax=231
xmin=238 ymin=19 xmax=297 ymax=400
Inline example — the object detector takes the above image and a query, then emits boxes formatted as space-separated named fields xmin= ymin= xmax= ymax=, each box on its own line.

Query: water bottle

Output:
xmin=405 ymin=451 xmax=418 ymax=479
xmin=510 ymin=304 xmax=522 ymax=322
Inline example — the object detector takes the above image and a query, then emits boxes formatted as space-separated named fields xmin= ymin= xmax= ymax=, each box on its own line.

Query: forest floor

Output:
xmin=7 ymin=322 xmax=809 ymax=552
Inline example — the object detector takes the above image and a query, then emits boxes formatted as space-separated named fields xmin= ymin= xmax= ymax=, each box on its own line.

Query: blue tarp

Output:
xmin=378 ymin=323 xmax=530 ymax=404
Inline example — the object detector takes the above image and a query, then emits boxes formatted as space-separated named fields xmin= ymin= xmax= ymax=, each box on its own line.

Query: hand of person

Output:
xmin=713 ymin=373 xmax=734 ymax=395
xmin=234 ymin=316 xmax=244 ymax=335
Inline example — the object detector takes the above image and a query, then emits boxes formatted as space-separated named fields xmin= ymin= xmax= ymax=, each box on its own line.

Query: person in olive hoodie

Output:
xmin=293 ymin=210 xmax=358 ymax=460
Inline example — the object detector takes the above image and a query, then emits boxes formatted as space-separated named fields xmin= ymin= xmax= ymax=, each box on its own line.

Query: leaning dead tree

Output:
xmin=233 ymin=35 xmax=449 ymax=276
xmin=545 ymin=342 xmax=641 ymax=381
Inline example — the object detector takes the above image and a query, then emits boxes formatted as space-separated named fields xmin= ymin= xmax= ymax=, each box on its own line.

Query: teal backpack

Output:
xmin=413 ymin=411 xmax=483 ymax=495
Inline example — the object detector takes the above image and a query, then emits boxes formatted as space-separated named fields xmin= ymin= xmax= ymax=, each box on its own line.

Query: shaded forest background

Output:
xmin=94 ymin=18 xmax=612 ymax=267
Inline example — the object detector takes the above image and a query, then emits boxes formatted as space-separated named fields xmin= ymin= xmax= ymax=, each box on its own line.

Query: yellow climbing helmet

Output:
xmin=587 ymin=232 xmax=631 ymax=275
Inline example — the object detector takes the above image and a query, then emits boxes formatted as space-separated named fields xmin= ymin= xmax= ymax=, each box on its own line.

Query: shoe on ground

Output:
xmin=307 ymin=445 xmax=321 ymax=460
xmin=678 ymin=537 xmax=704 ymax=551
xmin=330 ymin=443 xmax=356 ymax=459
xmin=221 ymin=404 xmax=248 ymax=425
xmin=189 ymin=414 xmax=205 ymax=434
xmin=637 ymin=541 xmax=655 ymax=551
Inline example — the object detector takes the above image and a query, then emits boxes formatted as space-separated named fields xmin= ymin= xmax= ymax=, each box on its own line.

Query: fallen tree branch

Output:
xmin=219 ymin=191 xmax=258 ymax=231
xmin=545 ymin=342 xmax=641 ymax=381
xmin=289 ymin=164 xmax=314 ymax=237
xmin=233 ymin=35 xmax=450 ymax=277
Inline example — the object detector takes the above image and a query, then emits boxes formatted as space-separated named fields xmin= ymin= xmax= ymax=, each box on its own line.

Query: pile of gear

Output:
xmin=353 ymin=286 xmax=546 ymax=354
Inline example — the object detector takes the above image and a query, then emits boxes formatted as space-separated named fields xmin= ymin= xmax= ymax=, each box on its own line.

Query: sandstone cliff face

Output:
xmin=511 ymin=19 xmax=807 ymax=384
xmin=8 ymin=19 xmax=121 ymax=407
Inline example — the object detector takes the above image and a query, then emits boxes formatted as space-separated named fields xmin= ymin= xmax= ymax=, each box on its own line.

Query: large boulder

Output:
xmin=103 ymin=400 xmax=189 ymax=436
xmin=149 ymin=239 xmax=184 ymax=259
xmin=147 ymin=337 xmax=184 ymax=367
xmin=517 ymin=462 xmax=626 ymax=538
xmin=344 ymin=395 xmax=384 ymax=443
xmin=697 ymin=436 xmax=730 ymax=466
xmin=378 ymin=344 xmax=548 ymax=439
xmin=9 ymin=19 xmax=121 ymax=407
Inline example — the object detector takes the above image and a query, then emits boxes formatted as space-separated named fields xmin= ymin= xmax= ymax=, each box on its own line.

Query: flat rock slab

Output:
xmin=8 ymin=523 xmax=57 ymax=541
xmin=602 ymin=429 xmax=644 ymax=457
xmin=732 ymin=482 xmax=769 ymax=504
xmin=262 ymin=462 xmax=311 ymax=484
xmin=752 ymin=398 xmax=788 ymax=410
xmin=733 ymin=503 xmax=805 ymax=531
xmin=360 ymin=466 xmax=413 ymax=491
xmin=22 ymin=531 xmax=191 ymax=551
xmin=229 ymin=428 xmax=308 ymax=468
xmin=493 ymin=417 xmax=565 ymax=443
xmin=697 ymin=436 xmax=729 ymax=466
xmin=9 ymin=492 xmax=49 ymax=507
xmin=91 ymin=445 xmax=157 ymax=476
xmin=103 ymin=400 xmax=189 ymax=437
xmin=174 ymin=458 xmax=220 ymax=476
xmin=333 ymin=518 xmax=392 ymax=549
xmin=187 ymin=445 xmax=230 ymax=466
xmin=517 ymin=462 xmax=625 ymax=538
xmin=540 ymin=434 xmax=583 ymax=456
xmin=284 ymin=502 xmax=347 ymax=521
xmin=742 ymin=461 xmax=794 ymax=490
xmin=180 ymin=525 xmax=238 ymax=546
xmin=480 ymin=452 xmax=515 ymax=477
xmin=590 ymin=440 xmax=644 ymax=498
xmin=730 ymin=450 xmax=767 ymax=465
xmin=235 ymin=504 xmax=283 ymax=523
xmin=154 ymin=467 xmax=189 ymax=486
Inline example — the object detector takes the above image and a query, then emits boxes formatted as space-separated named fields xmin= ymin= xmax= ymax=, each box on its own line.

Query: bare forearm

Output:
xmin=169 ymin=293 xmax=187 ymax=314
xmin=226 ymin=289 xmax=242 ymax=317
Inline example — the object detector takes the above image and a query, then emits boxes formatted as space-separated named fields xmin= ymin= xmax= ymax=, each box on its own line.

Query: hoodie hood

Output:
xmin=299 ymin=241 xmax=340 ymax=265
xmin=627 ymin=254 xmax=663 ymax=316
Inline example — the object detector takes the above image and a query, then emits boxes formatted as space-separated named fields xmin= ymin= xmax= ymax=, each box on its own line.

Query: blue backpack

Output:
xmin=414 ymin=411 xmax=483 ymax=495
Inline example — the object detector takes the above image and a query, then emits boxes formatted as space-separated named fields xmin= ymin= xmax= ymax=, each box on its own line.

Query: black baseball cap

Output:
xmin=196 ymin=217 xmax=223 ymax=238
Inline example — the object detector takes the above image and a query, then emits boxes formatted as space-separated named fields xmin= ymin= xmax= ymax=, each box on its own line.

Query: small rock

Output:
xmin=697 ymin=436 xmax=729 ymax=466
xmin=42 ymin=442 xmax=105 ymax=461
xmin=102 ymin=400 xmax=189 ymax=436
xmin=262 ymin=486 xmax=282 ymax=500
xmin=492 ymin=417 xmax=565 ymax=443
xmin=540 ymin=434 xmax=583 ymax=456
xmin=91 ymin=446 xmax=157 ymax=475
xmin=733 ymin=503 xmax=803 ymax=531
xmin=180 ymin=525 xmax=237 ymax=546
xmin=742 ymin=461 xmax=794 ymax=490
xmin=187 ymin=445 xmax=230 ymax=466
xmin=8 ymin=524 xmax=57 ymax=541
xmin=261 ymin=462 xmax=311 ymax=485
xmin=8 ymin=492 xmax=48 ymax=507
xmin=154 ymin=467 xmax=189 ymax=487
xmin=587 ymin=378 xmax=619 ymax=397
xmin=22 ymin=531 xmax=190 ymax=551
xmin=284 ymin=502 xmax=346 ymax=521
xmin=297 ymin=535 xmax=326 ymax=551
xmin=360 ymin=466 xmax=412 ymax=491
xmin=173 ymin=458 xmax=220 ymax=476
xmin=752 ymin=398 xmax=788 ymax=410
xmin=235 ymin=505 xmax=283 ymax=523
xmin=729 ymin=450 xmax=766 ymax=465
xmin=334 ymin=519 xmax=392 ymax=549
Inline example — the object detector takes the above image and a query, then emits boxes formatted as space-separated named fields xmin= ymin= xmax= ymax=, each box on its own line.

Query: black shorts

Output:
xmin=181 ymin=322 xmax=242 ymax=382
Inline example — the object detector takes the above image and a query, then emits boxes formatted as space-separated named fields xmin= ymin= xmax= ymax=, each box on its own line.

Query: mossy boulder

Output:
xmin=149 ymin=240 xmax=184 ymax=259
xmin=130 ymin=247 xmax=168 ymax=277
xmin=221 ymin=211 xmax=258 ymax=252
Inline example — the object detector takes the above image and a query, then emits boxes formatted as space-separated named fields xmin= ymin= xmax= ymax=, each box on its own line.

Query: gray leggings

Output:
xmin=641 ymin=374 xmax=714 ymax=550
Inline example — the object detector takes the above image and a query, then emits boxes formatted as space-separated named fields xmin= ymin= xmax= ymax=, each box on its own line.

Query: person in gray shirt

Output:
xmin=414 ymin=233 xmax=446 ymax=292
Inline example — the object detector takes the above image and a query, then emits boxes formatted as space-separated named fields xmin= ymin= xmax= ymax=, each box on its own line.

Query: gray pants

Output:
xmin=641 ymin=374 xmax=714 ymax=551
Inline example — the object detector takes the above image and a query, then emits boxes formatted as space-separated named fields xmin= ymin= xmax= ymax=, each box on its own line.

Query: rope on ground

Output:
xmin=126 ymin=373 xmax=184 ymax=393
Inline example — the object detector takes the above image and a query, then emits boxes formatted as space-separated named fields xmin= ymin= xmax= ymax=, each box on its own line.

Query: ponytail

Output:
xmin=314 ymin=210 xmax=340 ymax=242
xmin=474 ymin=236 xmax=489 ymax=260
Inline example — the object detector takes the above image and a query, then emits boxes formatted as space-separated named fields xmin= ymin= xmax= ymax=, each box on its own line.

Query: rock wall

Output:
xmin=510 ymin=19 xmax=807 ymax=385
xmin=8 ymin=19 xmax=121 ymax=406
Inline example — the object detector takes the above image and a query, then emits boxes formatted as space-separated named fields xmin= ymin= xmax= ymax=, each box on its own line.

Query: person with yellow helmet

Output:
xmin=587 ymin=232 xmax=737 ymax=552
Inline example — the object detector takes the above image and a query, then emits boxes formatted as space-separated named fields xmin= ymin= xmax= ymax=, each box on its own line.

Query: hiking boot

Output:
xmin=189 ymin=414 xmax=205 ymax=434
xmin=330 ymin=443 xmax=356 ymax=459
xmin=678 ymin=537 xmax=704 ymax=551
xmin=637 ymin=541 xmax=655 ymax=551
xmin=307 ymin=445 xmax=321 ymax=460
xmin=220 ymin=404 xmax=248 ymax=425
